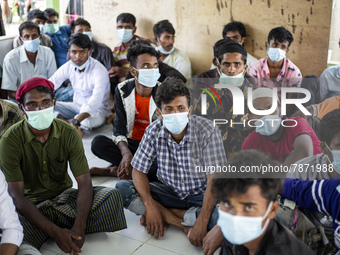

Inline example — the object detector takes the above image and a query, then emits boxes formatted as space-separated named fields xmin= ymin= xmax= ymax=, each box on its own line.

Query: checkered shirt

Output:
xmin=131 ymin=115 xmax=227 ymax=199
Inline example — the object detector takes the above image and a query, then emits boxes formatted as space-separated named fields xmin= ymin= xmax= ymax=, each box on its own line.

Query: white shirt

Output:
xmin=49 ymin=57 xmax=111 ymax=117
xmin=0 ymin=170 xmax=23 ymax=247
xmin=163 ymin=48 xmax=192 ymax=81
xmin=2 ymin=45 xmax=57 ymax=91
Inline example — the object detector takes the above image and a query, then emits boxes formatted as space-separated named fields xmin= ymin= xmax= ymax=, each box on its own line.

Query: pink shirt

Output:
xmin=249 ymin=57 xmax=302 ymax=95
xmin=241 ymin=117 xmax=321 ymax=162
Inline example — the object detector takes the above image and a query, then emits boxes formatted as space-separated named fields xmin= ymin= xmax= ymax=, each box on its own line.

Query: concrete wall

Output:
xmin=84 ymin=0 xmax=332 ymax=77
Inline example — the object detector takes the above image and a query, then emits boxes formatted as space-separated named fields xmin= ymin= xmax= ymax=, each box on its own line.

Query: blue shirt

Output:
xmin=47 ymin=25 xmax=71 ymax=68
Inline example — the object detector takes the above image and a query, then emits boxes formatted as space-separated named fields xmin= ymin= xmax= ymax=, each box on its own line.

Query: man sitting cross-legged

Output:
xmin=116 ymin=78 xmax=227 ymax=246
xmin=0 ymin=77 xmax=126 ymax=255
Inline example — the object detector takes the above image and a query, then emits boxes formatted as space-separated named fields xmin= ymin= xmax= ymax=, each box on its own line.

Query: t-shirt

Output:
xmin=47 ymin=25 xmax=71 ymax=68
xmin=316 ymin=95 xmax=340 ymax=120
xmin=319 ymin=65 xmax=340 ymax=102
xmin=131 ymin=92 xmax=151 ymax=141
xmin=0 ymin=119 xmax=89 ymax=202
xmin=241 ymin=117 xmax=321 ymax=162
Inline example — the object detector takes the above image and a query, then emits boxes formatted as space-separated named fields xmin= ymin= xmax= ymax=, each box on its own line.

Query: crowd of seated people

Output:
xmin=0 ymin=9 xmax=340 ymax=255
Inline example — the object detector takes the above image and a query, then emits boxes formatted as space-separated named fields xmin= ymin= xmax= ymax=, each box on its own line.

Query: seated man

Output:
xmin=249 ymin=27 xmax=302 ymax=116
xmin=90 ymin=43 xmax=161 ymax=179
xmin=44 ymin=8 xmax=71 ymax=68
xmin=2 ymin=21 xmax=57 ymax=101
xmin=116 ymin=78 xmax=226 ymax=246
xmin=49 ymin=33 xmax=111 ymax=137
xmin=222 ymin=21 xmax=258 ymax=69
xmin=0 ymin=77 xmax=126 ymax=254
xmin=241 ymin=88 xmax=321 ymax=166
xmin=110 ymin=13 xmax=152 ymax=83
xmin=153 ymin=20 xmax=192 ymax=81
xmin=288 ymin=108 xmax=340 ymax=179
xmin=0 ymin=170 xmax=23 ymax=255
xmin=210 ymin=150 xmax=314 ymax=255
xmin=13 ymin=9 xmax=52 ymax=48
xmin=0 ymin=99 xmax=23 ymax=139
xmin=194 ymin=41 xmax=255 ymax=158
xmin=319 ymin=65 xmax=340 ymax=103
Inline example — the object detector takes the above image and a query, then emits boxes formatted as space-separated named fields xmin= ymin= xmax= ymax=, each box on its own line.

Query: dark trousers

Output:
xmin=91 ymin=135 xmax=159 ymax=182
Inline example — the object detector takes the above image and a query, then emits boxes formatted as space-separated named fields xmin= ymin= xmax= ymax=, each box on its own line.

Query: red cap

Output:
xmin=16 ymin=77 xmax=55 ymax=101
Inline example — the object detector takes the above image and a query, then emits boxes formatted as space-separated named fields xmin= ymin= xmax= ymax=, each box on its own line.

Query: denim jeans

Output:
xmin=116 ymin=180 xmax=218 ymax=231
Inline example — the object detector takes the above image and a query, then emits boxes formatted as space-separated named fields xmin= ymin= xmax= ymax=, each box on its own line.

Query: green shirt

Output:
xmin=0 ymin=119 xmax=89 ymax=201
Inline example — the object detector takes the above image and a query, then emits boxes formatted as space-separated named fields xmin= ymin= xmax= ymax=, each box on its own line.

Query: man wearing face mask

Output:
xmin=211 ymin=150 xmax=314 ymax=255
xmin=0 ymin=77 xmax=127 ymax=254
xmin=13 ymin=9 xmax=52 ymax=48
xmin=49 ymin=33 xmax=111 ymax=137
xmin=116 ymin=78 xmax=226 ymax=247
xmin=249 ymin=27 xmax=302 ymax=116
xmin=44 ymin=8 xmax=71 ymax=68
xmin=90 ymin=43 xmax=161 ymax=180
xmin=194 ymin=41 xmax=255 ymax=158
xmin=110 ymin=13 xmax=153 ymax=83
xmin=153 ymin=20 xmax=192 ymax=82
xmin=2 ymin=21 xmax=57 ymax=102
xmin=241 ymin=88 xmax=321 ymax=167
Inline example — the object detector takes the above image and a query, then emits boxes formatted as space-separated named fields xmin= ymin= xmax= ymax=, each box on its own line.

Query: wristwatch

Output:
xmin=72 ymin=118 xmax=81 ymax=126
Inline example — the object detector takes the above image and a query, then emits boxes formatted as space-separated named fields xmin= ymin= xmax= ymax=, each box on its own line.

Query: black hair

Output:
xmin=19 ymin=21 xmax=40 ymax=37
xmin=67 ymin=33 xmax=92 ymax=50
xmin=222 ymin=21 xmax=246 ymax=39
xmin=117 ymin=13 xmax=136 ymax=26
xmin=268 ymin=26 xmax=293 ymax=47
xmin=129 ymin=39 xmax=151 ymax=47
xmin=69 ymin=18 xmax=91 ymax=33
xmin=19 ymin=85 xmax=55 ymax=105
xmin=27 ymin=9 xmax=47 ymax=22
xmin=44 ymin=8 xmax=59 ymax=18
xmin=153 ymin=20 xmax=175 ymax=38
xmin=212 ymin=150 xmax=283 ymax=205
xmin=127 ymin=43 xmax=159 ymax=68
xmin=213 ymin=38 xmax=233 ymax=58
xmin=217 ymin=45 xmax=247 ymax=65
xmin=319 ymin=109 xmax=340 ymax=146
xmin=155 ymin=78 xmax=191 ymax=109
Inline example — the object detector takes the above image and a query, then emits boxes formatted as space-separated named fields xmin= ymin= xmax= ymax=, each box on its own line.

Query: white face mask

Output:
xmin=255 ymin=115 xmax=282 ymax=136
xmin=133 ymin=68 xmax=160 ymax=87
xmin=217 ymin=201 xmax=273 ymax=245
xmin=216 ymin=59 xmax=245 ymax=87
xmin=25 ymin=106 xmax=54 ymax=130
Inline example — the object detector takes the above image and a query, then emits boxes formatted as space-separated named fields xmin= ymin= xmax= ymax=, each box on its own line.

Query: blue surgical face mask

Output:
xmin=216 ymin=59 xmax=245 ymax=87
xmin=71 ymin=59 xmax=90 ymax=71
xmin=83 ymin=31 xmax=93 ymax=41
xmin=116 ymin=28 xmax=133 ymax=43
xmin=325 ymin=143 xmax=340 ymax=174
xmin=157 ymin=44 xmax=175 ymax=55
xmin=133 ymin=68 xmax=160 ymax=87
xmin=45 ymin=24 xmax=59 ymax=34
xmin=267 ymin=48 xmax=286 ymax=62
xmin=255 ymin=115 xmax=281 ymax=136
xmin=217 ymin=201 xmax=273 ymax=245
xmin=22 ymin=37 xmax=41 ymax=53
xmin=162 ymin=112 xmax=189 ymax=134
xmin=25 ymin=106 xmax=54 ymax=130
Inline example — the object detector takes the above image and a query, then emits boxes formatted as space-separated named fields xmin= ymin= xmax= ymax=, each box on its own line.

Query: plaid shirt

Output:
xmin=131 ymin=115 xmax=227 ymax=199
xmin=0 ymin=100 xmax=24 ymax=139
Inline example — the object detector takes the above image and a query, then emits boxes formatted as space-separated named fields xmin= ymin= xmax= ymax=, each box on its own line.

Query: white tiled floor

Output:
xmin=40 ymin=124 xmax=219 ymax=255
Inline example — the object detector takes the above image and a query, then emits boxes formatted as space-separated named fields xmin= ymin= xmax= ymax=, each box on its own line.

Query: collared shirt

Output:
xmin=13 ymin=34 xmax=53 ymax=48
xmin=47 ymin=25 xmax=71 ymax=68
xmin=49 ymin=57 xmax=111 ymax=117
xmin=0 ymin=170 xmax=23 ymax=247
xmin=163 ymin=48 xmax=192 ymax=81
xmin=131 ymin=115 xmax=227 ymax=199
xmin=319 ymin=65 xmax=340 ymax=102
xmin=249 ymin=57 xmax=302 ymax=96
xmin=113 ymin=35 xmax=152 ymax=69
xmin=0 ymin=119 xmax=89 ymax=202
xmin=0 ymin=99 xmax=24 ymax=139
xmin=2 ymin=45 xmax=57 ymax=91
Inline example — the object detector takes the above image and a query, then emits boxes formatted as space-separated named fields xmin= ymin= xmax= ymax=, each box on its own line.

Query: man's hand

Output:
xmin=117 ymin=152 xmax=133 ymax=179
xmin=203 ymin=225 xmax=223 ymax=255
xmin=145 ymin=201 xmax=165 ymax=239
xmin=108 ymin=66 xmax=127 ymax=78
xmin=70 ymin=226 xmax=86 ymax=255
xmin=52 ymin=227 xmax=82 ymax=254
xmin=187 ymin=217 xmax=207 ymax=247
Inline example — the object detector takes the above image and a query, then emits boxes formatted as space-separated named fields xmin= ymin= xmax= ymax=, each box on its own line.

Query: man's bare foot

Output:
xmin=90 ymin=165 xmax=118 ymax=177
xmin=140 ymin=215 xmax=146 ymax=226
xmin=168 ymin=208 xmax=187 ymax=219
